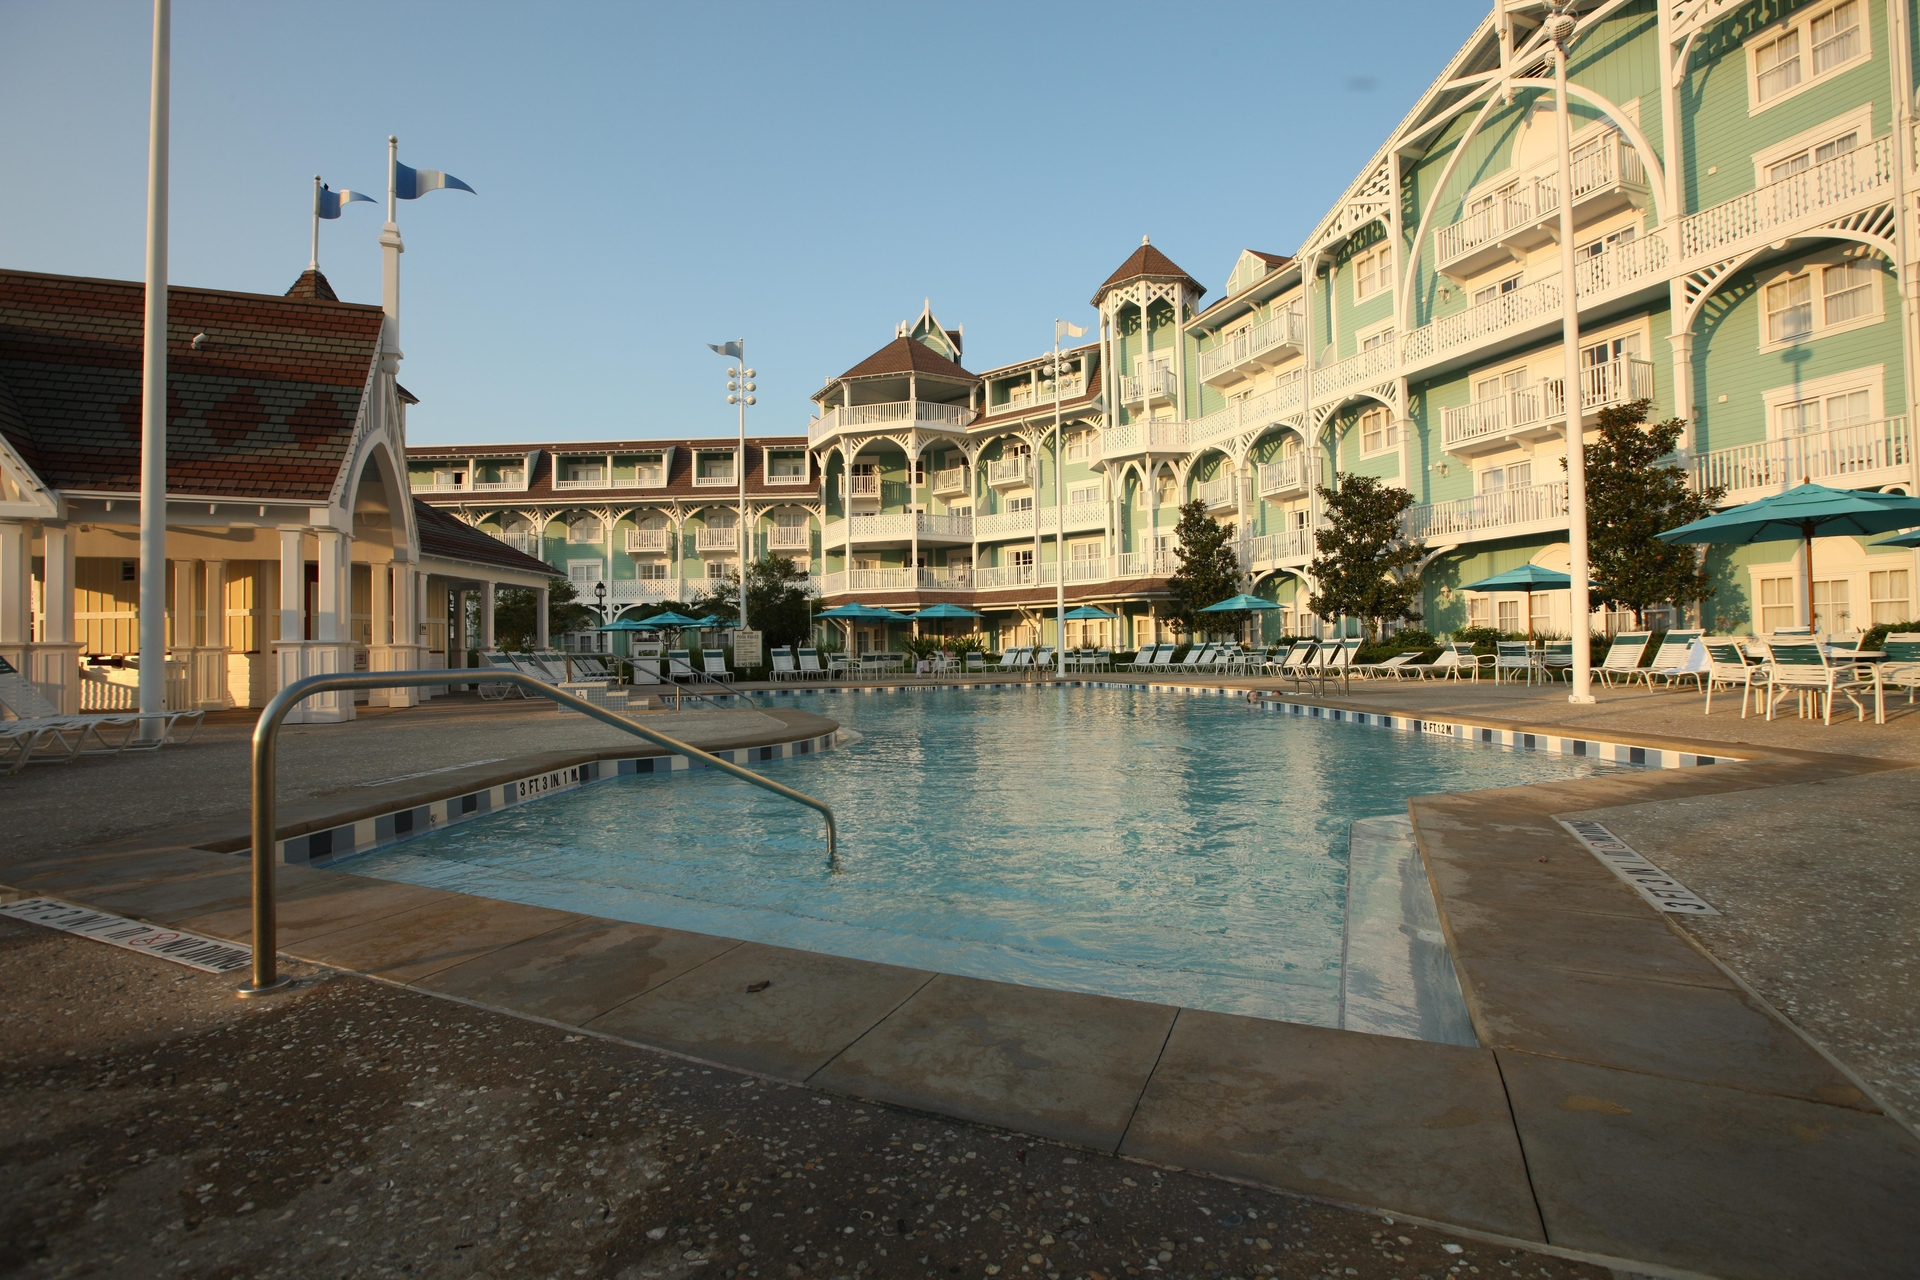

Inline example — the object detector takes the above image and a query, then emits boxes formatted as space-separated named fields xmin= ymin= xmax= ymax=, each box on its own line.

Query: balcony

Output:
xmin=501 ymin=531 xmax=535 ymax=553
xmin=809 ymin=399 xmax=976 ymax=445
xmin=1113 ymin=551 xmax=1175 ymax=578
xmin=1403 ymin=276 xmax=1563 ymax=369
xmin=1098 ymin=421 xmax=1189 ymax=459
xmin=1679 ymin=136 xmax=1895 ymax=269
xmin=765 ymin=467 xmax=811 ymax=487
xmin=1311 ymin=342 xmax=1398 ymax=403
xmin=609 ymin=578 xmax=683 ymax=604
xmin=693 ymin=465 xmax=738 ymax=489
xmin=1244 ymin=528 xmax=1316 ymax=566
xmin=695 ymin=527 xmax=741 ymax=553
xmin=1186 ymin=371 xmax=1308 ymax=452
xmin=1194 ymin=473 xmax=1240 ymax=513
xmin=1439 ymin=357 xmax=1654 ymax=458
xmin=975 ymin=564 xmax=1037 ymax=589
xmin=1121 ymin=366 xmax=1178 ymax=408
xmin=768 ymin=525 xmax=811 ymax=551
xmin=975 ymin=501 xmax=1104 ymax=540
xmin=624 ymin=528 xmax=671 ymax=553
xmin=823 ymin=512 xmax=974 ymax=545
xmin=1257 ymin=455 xmax=1308 ymax=499
xmin=1198 ymin=309 xmax=1306 ymax=387
xmin=1400 ymin=480 xmax=1569 ymax=541
xmin=992 ymin=377 xmax=1085 ymax=416
xmin=824 ymin=566 xmax=974 ymax=593
xmin=986 ymin=456 xmax=1033 ymax=489
xmin=1435 ymin=131 xmax=1649 ymax=280
xmin=931 ymin=466 xmax=967 ymax=497
xmin=554 ymin=471 xmax=610 ymax=491
xmin=1692 ymin=418 xmax=1912 ymax=502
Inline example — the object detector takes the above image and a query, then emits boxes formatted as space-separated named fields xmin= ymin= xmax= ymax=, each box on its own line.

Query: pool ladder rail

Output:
xmin=239 ymin=669 xmax=839 ymax=996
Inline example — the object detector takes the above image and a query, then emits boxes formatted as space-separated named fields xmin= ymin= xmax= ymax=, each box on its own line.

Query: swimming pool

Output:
xmin=349 ymin=686 xmax=1631 ymax=1026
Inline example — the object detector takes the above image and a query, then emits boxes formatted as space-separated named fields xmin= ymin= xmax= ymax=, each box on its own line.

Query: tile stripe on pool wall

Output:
xmin=276 ymin=729 xmax=843 ymax=868
xmin=758 ymin=682 xmax=1743 ymax=769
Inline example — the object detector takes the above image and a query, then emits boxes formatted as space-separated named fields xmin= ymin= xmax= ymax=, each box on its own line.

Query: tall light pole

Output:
xmin=1548 ymin=3 xmax=1597 ymax=704
xmin=709 ymin=340 xmax=754 ymax=630
xmin=1038 ymin=321 xmax=1086 ymax=678
xmin=138 ymin=0 xmax=170 ymax=738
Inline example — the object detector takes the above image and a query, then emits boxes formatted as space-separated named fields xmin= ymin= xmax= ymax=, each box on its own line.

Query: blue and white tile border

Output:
xmin=278 ymin=728 xmax=844 ymax=869
xmin=758 ymin=681 xmax=1745 ymax=769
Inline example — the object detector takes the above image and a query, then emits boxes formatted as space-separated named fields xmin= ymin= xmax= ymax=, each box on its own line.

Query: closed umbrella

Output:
xmin=1660 ymin=483 xmax=1920 ymax=630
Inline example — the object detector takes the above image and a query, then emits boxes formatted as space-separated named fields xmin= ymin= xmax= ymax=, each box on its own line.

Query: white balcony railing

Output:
xmin=1114 ymin=551 xmax=1176 ymax=577
xmin=1121 ymin=367 xmax=1178 ymax=404
xmin=826 ymin=512 xmax=975 ymax=543
xmin=1186 ymin=370 xmax=1307 ymax=451
xmin=502 ymin=531 xmax=535 ymax=553
xmin=1257 ymin=455 xmax=1307 ymax=498
xmin=1441 ymin=358 xmax=1655 ymax=451
xmin=931 ymin=466 xmax=966 ymax=495
xmin=975 ymin=564 xmax=1037 ymax=588
xmin=1400 ymin=480 xmax=1569 ymax=541
xmin=1099 ymin=421 xmax=1190 ymax=457
xmin=693 ymin=467 xmax=738 ymax=488
xmin=1198 ymin=309 xmax=1307 ymax=383
xmin=810 ymin=399 xmax=977 ymax=443
xmin=554 ymin=476 xmax=608 ymax=490
xmin=1403 ymin=276 xmax=1562 ymax=367
xmin=1243 ymin=528 xmax=1315 ymax=565
xmin=766 ymin=468 xmax=811 ymax=486
xmin=1692 ymin=418 xmax=1912 ymax=498
xmin=768 ymin=525 xmax=811 ymax=550
xmin=1311 ymin=342 xmax=1398 ymax=401
xmin=1195 ymin=474 xmax=1239 ymax=509
xmin=610 ymin=578 xmax=683 ymax=604
xmin=994 ymin=378 xmax=1085 ymax=414
xmin=1436 ymin=131 xmax=1647 ymax=270
xmin=848 ymin=473 xmax=881 ymax=497
xmin=986 ymin=456 xmax=1032 ymax=486
xmin=625 ymin=528 xmax=670 ymax=553
xmin=1679 ymin=136 xmax=1895 ymax=267
xmin=695 ymin=527 xmax=741 ymax=552
xmin=1572 ymin=231 xmax=1669 ymax=299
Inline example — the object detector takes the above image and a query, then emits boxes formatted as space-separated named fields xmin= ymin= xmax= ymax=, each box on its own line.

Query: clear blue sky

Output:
xmin=1 ymin=1 xmax=1487 ymax=446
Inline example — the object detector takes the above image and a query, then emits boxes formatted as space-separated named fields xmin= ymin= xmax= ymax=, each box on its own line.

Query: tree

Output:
xmin=1164 ymin=499 xmax=1245 ymax=635
xmin=1582 ymin=399 xmax=1724 ymax=628
xmin=492 ymin=577 xmax=594 ymax=650
xmin=1308 ymin=473 xmax=1423 ymax=641
xmin=692 ymin=554 xmax=818 ymax=650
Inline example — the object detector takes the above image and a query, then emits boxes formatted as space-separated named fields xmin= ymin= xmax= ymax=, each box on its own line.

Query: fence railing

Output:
xmin=1691 ymin=417 xmax=1912 ymax=496
xmin=1185 ymin=371 xmax=1307 ymax=450
xmin=1121 ymin=367 xmax=1178 ymax=403
xmin=1679 ymin=136 xmax=1895 ymax=265
xmin=986 ymin=456 xmax=1033 ymax=485
xmin=1436 ymin=130 xmax=1646 ymax=269
xmin=1403 ymin=276 xmax=1562 ymax=367
xmin=1400 ymin=480 xmax=1569 ymax=540
xmin=1198 ymin=309 xmax=1306 ymax=382
xmin=1257 ymin=456 xmax=1307 ymax=497
xmin=1441 ymin=358 xmax=1655 ymax=449
xmin=810 ymin=399 xmax=975 ymax=442
xmin=1311 ymin=342 xmax=1397 ymax=401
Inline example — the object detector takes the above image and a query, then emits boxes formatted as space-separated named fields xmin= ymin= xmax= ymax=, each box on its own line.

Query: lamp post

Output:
xmin=594 ymin=580 xmax=607 ymax=653
xmin=1037 ymin=322 xmax=1087 ymax=678
xmin=1547 ymin=2 xmax=1597 ymax=704
xmin=709 ymin=340 xmax=755 ymax=631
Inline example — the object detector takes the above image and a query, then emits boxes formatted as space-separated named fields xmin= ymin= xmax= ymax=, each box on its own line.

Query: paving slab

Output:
xmin=812 ymin=973 xmax=1178 ymax=1152
xmin=1498 ymin=1050 xmax=1920 ymax=1280
xmin=1121 ymin=1009 xmax=1541 ymax=1241
xmin=171 ymin=871 xmax=453 ymax=947
xmin=413 ymin=918 xmax=742 ymax=1026
xmin=3 ymin=846 xmax=246 ymax=896
xmin=583 ymin=941 xmax=933 ymax=1081
xmin=287 ymin=891 xmax=583 ymax=983
xmin=1438 ymin=898 xmax=1736 ymax=990
xmin=1464 ymin=958 xmax=1871 ymax=1109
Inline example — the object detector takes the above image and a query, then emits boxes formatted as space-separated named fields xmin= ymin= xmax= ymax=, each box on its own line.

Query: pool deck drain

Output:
xmin=5 ymin=697 xmax=1920 ymax=1279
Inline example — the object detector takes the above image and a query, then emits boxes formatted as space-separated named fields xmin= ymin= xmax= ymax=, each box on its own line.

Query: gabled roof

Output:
xmin=836 ymin=335 xmax=976 ymax=383
xmin=0 ymin=268 xmax=385 ymax=500
xmin=1091 ymin=237 xmax=1206 ymax=307
xmin=412 ymin=498 xmax=558 ymax=576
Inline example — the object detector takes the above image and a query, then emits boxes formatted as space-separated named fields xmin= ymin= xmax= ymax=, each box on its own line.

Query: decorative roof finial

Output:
xmin=1142 ymin=234 xmax=1151 ymax=245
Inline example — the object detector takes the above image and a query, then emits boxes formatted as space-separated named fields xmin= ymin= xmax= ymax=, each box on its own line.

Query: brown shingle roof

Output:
xmin=412 ymin=498 xmax=558 ymax=576
xmin=285 ymin=268 xmax=339 ymax=302
xmin=836 ymin=335 xmax=977 ymax=383
xmin=1091 ymin=239 xmax=1205 ymax=306
xmin=0 ymin=268 xmax=385 ymax=500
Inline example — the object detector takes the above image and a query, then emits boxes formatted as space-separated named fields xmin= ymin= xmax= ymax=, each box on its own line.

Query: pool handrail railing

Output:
xmin=241 ymin=669 xmax=839 ymax=997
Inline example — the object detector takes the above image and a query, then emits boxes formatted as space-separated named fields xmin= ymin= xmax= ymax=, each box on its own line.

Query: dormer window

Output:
xmin=695 ymin=452 xmax=738 ymax=486
xmin=565 ymin=462 xmax=603 ymax=485
xmin=767 ymin=451 xmax=808 ymax=483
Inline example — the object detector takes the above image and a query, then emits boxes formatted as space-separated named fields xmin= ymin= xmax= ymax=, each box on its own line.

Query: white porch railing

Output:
xmin=848 ymin=474 xmax=881 ymax=496
xmin=827 ymin=512 xmax=975 ymax=542
xmin=609 ymin=578 xmax=683 ymax=603
xmin=1186 ymin=370 xmax=1307 ymax=451
xmin=1121 ymin=367 xmax=1178 ymax=404
xmin=1678 ymin=136 xmax=1895 ymax=266
xmin=1257 ymin=455 xmax=1307 ymax=498
xmin=692 ymin=468 xmax=738 ymax=488
xmin=1198 ymin=309 xmax=1307 ymax=383
xmin=1311 ymin=342 xmax=1397 ymax=401
xmin=1572 ymin=231 xmax=1669 ymax=298
xmin=1100 ymin=421 xmax=1191 ymax=457
xmin=1436 ymin=130 xmax=1646 ymax=270
xmin=931 ymin=466 xmax=966 ymax=495
xmin=993 ymin=377 xmax=1084 ymax=414
xmin=1441 ymin=358 xmax=1655 ymax=450
xmin=1195 ymin=474 xmax=1239 ymax=509
xmin=624 ymin=528 xmax=670 ymax=553
xmin=1403 ymin=276 xmax=1562 ymax=367
xmin=695 ymin=527 xmax=740 ymax=552
xmin=768 ymin=525 xmax=811 ymax=550
xmin=975 ymin=564 xmax=1037 ymax=588
xmin=810 ymin=399 xmax=977 ymax=443
xmin=1114 ymin=551 xmax=1176 ymax=577
xmin=986 ymin=456 xmax=1032 ymax=486
xmin=1244 ymin=528 xmax=1315 ymax=564
xmin=1691 ymin=418 xmax=1912 ymax=498
xmin=1401 ymin=480 xmax=1569 ymax=540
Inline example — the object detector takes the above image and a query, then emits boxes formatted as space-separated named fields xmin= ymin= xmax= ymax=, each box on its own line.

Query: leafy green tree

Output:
xmin=1308 ymin=473 xmax=1423 ymax=641
xmin=492 ymin=578 xmax=594 ymax=650
xmin=1581 ymin=400 xmax=1724 ymax=628
xmin=692 ymin=554 xmax=818 ymax=650
xmin=1164 ymin=499 xmax=1244 ymax=635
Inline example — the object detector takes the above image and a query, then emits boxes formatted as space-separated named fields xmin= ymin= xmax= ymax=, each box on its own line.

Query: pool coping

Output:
xmin=4 ymin=689 xmax=1918 ymax=1279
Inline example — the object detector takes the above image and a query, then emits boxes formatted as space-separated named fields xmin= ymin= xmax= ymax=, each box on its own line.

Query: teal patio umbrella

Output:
xmin=910 ymin=602 xmax=984 ymax=619
xmin=1062 ymin=604 xmax=1118 ymax=620
xmin=1198 ymin=593 xmax=1281 ymax=613
xmin=634 ymin=610 xmax=702 ymax=628
xmin=1873 ymin=526 xmax=1920 ymax=548
xmin=1462 ymin=565 xmax=1593 ymax=638
xmin=594 ymin=616 xmax=656 ymax=631
xmin=1660 ymin=483 xmax=1920 ymax=629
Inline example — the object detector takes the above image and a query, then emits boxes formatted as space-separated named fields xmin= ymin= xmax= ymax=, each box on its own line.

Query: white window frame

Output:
xmin=1746 ymin=1 xmax=1870 ymax=115
xmin=1751 ymin=106 xmax=1873 ymax=187
xmin=567 ymin=560 xmax=604 ymax=587
xmin=567 ymin=517 xmax=603 ymax=544
xmin=1760 ymin=365 xmax=1885 ymax=440
xmin=1067 ymin=482 xmax=1101 ymax=506
xmin=1352 ymin=244 xmax=1394 ymax=301
xmin=1356 ymin=404 xmax=1398 ymax=458
xmin=762 ymin=448 xmax=809 ymax=485
xmin=1756 ymin=248 xmax=1885 ymax=352
xmin=693 ymin=449 xmax=740 ymax=487
xmin=1355 ymin=317 xmax=1396 ymax=356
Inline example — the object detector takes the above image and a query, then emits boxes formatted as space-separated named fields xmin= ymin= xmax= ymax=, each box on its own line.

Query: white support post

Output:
xmin=479 ymin=580 xmax=496 ymax=650
xmin=1553 ymin=24 xmax=1596 ymax=704
xmin=535 ymin=584 xmax=550 ymax=649
xmin=137 ymin=0 xmax=170 ymax=737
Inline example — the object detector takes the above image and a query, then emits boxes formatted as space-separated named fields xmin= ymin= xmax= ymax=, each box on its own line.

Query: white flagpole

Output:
xmin=737 ymin=339 xmax=749 ymax=633
xmin=1551 ymin=9 xmax=1597 ymax=704
xmin=310 ymin=175 xmax=321 ymax=270
xmin=1053 ymin=328 xmax=1065 ymax=678
xmin=137 ymin=0 xmax=171 ymax=737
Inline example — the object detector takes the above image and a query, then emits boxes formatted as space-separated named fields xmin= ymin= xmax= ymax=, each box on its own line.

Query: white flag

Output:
xmin=1056 ymin=320 xmax=1087 ymax=340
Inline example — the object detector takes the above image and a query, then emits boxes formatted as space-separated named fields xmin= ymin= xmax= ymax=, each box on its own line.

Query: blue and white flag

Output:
xmin=707 ymin=340 xmax=743 ymax=358
xmin=394 ymin=162 xmax=476 ymax=199
xmin=317 ymin=184 xmax=374 ymax=219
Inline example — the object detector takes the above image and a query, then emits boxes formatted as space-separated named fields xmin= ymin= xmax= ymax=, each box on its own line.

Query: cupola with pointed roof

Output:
xmin=812 ymin=300 xmax=980 ymax=414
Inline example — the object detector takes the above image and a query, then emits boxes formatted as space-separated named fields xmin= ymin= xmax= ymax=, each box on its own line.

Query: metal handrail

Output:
xmin=240 ymin=669 xmax=839 ymax=995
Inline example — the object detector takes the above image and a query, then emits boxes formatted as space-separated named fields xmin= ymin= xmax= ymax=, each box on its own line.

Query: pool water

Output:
xmin=350 ymin=687 xmax=1630 ymax=1025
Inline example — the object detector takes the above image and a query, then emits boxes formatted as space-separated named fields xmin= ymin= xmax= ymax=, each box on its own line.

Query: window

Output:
xmin=1360 ymin=327 xmax=1395 ymax=353
xmin=1471 ymin=274 xmax=1522 ymax=307
xmin=1750 ymin=3 xmax=1867 ymax=110
xmin=1767 ymin=130 xmax=1857 ymax=183
xmin=1778 ymin=386 xmax=1871 ymax=436
xmin=636 ymin=562 xmax=667 ymax=580
xmin=1467 ymin=595 xmax=1490 ymax=629
xmin=1358 ymin=406 xmax=1397 ymax=455
xmin=567 ymin=561 xmax=603 ymax=587
xmin=564 ymin=462 xmax=603 ymax=485
xmin=568 ymin=518 xmax=601 ymax=543
xmin=1497 ymin=599 xmax=1521 ymax=633
xmin=1766 ymin=273 xmax=1813 ymax=343
xmin=1812 ymin=578 xmax=1852 ymax=633
xmin=1577 ymin=225 xmax=1637 ymax=262
xmin=852 ymin=556 xmax=879 ymax=571
xmin=1070 ymin=541 xmax=1101 ymax=562
xmin=1064 ymin=432 xmax=1091 ymax=461
xmin=433 ymin=469 xmax=465 ymax=489
xmin=1870 ymin=568 xmax=1911 ymax=624
xmin=1823 ymin=261 xmax=1874 ymax=325
xmin=767 ymin=452 xmax=807 ymax=482
xmin=1007 ymin=495 xmax=1034 ymax=514
xmin=1758 ymin=576 xmax=1799 ymax=632
xmin=949 ymin=505 xmax=973 ymax=518
xmin=698 ymin=455 xmax=736 ymax=483
xmin=1068 ymin=483 xmax=1101 ymax=506
xmin=1010 ymin=549 xmax=1035 ymax=569
xmin=1353 ymin=245 xmax=1394 ymax=300
xmin=706 ymin=560 xmax=731 ymax=579
xmin=1530 ymin=592 xmax=1553 ymax=634
xmin=1480 ymin=461 xmax=1533 ymax=494
xmin=632 ymin=454 xmax=665 ymax=485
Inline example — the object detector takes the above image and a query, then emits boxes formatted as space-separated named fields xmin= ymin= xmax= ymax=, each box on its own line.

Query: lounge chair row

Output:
xmin=0 ymin=656 xmax=203 ymax=775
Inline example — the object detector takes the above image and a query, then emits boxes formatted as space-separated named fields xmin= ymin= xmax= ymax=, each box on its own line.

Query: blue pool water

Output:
xmin=350 ymin=687 xmax=1630 ymax=1025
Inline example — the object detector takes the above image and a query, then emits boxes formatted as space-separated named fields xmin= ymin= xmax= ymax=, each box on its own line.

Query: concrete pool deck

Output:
xmin=4 ymin=687 xmax=1919 ymax=1278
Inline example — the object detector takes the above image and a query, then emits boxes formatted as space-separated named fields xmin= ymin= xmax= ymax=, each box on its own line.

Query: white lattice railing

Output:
xmin=1311 ymin=342 xmax=1397 ymax=401
xmin=1678 ymin=136 xmax=1895 ymax=266
xmin=810 ymin=399 xmax=976 ymax=442
xmin=1692 ymin=418 xmax=1912 ymax=497
xmin=1401 ymin=480 xmax=1569 ymax=541
xmin=826 ymin=512 xmax=975 ymax=542
xmin=1186 ymin=371 xmax=1307 ymax=451
xmin=1101 ymin=421 xmax=1192 ymax=458
xmin=609 ymin=578 xmax=683 ymax=603
xmin=1198 ymin=309 xmax=1307 ymax=382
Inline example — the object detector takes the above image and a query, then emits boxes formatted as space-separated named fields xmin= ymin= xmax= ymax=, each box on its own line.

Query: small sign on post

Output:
xmin=733 ymin=629 xmax=763 ymax=669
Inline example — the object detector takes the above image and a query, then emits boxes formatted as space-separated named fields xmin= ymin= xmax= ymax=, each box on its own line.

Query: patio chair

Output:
xmin=664 ymin=649 xmax=698 ymax=682
xmin=1879 ymin=634 xmax=1920 ymax=707
xmin=796 ymin=648 xmax=829 ymax=681
xmin=1268 ymin=640 xmax=1313 ymax=677
xmin=1701 ymin=637 xmax=1764 ymax=717
xmin=1091 ymin=648 xmax=1112 ymax=672
xmin=1492 ymin=640 xmax=1535 ymax=684
xmin=1760 ymin=639 xmax=1873 ymax=725
xmin=1351 ymin=652 xmax=1419 ymax=680
xmin=1171 ymin=645 xmax=1209 ymax=674
xmin=1538 ymin=640 xmax=1574 ymax=682
xmin=828 ymin=653 xmax=857 ymax=680
xmin=1324 ymin=637 xmax=1363 ymax=687
xmin=769 ymin=647 xmax=798 ymax=681
xmin=965 ymin=651 xmax=986 ymax=674
xmin=0 ymin=657 xmax=201 ymax=753
xmin=1402 ymin=642 xmax=1474 ymax=681
xmin=1597 ymin=632 xmax=1652 ymax=686
xmin=1633 ymin=630 xmax=1705 ymax=688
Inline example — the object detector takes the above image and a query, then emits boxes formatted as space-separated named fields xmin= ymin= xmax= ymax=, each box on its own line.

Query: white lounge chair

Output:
xmin=702 ymin=649 xmax=736 ymax=683
xmin=1352 ymin=651 xmax=1420 ymax=680
xmin=770 ymin=647 xmax=799 ymax=681
xmin=1633 ymin=630 xmax=1704 ymax=688
xmin=0 ymin=656 xmax=201 ymax=756
xmin=796 ymin=647 xmax=829 ymax=681
xmin=1597 ymin=632 xmax=1652 ymax=685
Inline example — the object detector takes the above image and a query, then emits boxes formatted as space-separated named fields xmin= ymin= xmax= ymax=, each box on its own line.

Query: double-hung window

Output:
xmin=1766 ymin=273 xmax=1814 ymax=343
xmin=1810 ymin=0 xmax=1862 ymax=74
xmin=1471 ymin=274 xmax=1523 ymax=307
xmin=1358 ymin=406 xmax=1397 ymax=455
xmin=1354 ymin=246 xmax=1393 ymax=300
xmin=1823 ymin=260 xmax=1875 ymax=324
xmin=1754 ymin=29 xmax=1802 ymax=102
xmin=1006 ymin=495 xmax=1034 ymax=515
xmin=1766 ymin=129 xmax=1858 ymax=184
xmin=1068 ymin=483 xmax=1100 ymax=506
xmin=1777 ymin=386 xmax=1871 ymax=436
xmin=1870 ymin=568 xmax=1911 ymax=624
xmin=1751 ymin=2 xmax=1866 ymax=109
xmin=568 ymin=517 xmax=602 ymax=544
